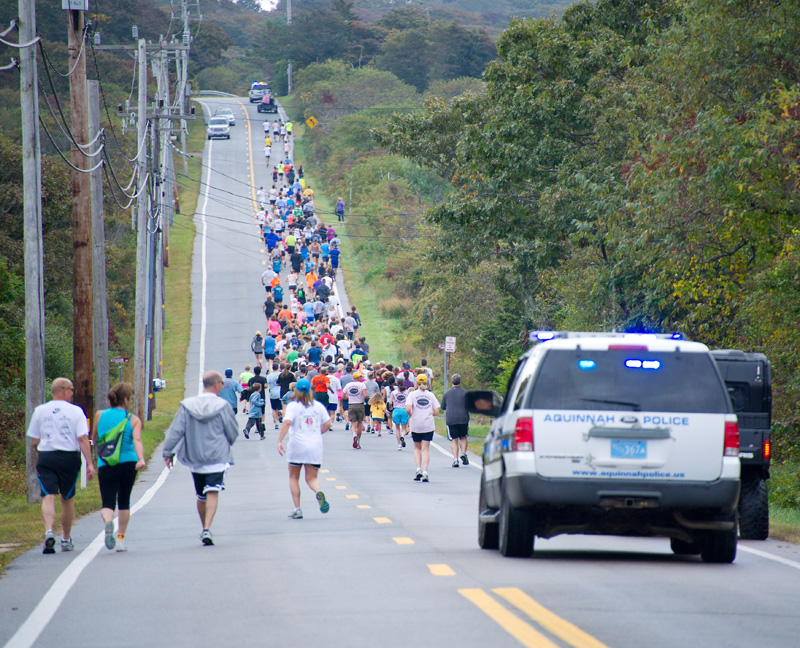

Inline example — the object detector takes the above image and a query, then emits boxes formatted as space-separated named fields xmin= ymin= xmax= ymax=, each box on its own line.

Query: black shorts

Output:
xmin=314 ymin=392 xmax=329 ymax=406
xmin=192 ymin=471 xmax=226 ymax=502
xmin=36 ymin=450 xmax=82 ymax=499
xmin=411 ymin=432 xmax=434 ymax=443
xmin=98 ymin=462 xmax=138 ymax=510
xmin=364 ymin=403 xmax=371 ymax=417
xmin=289 ymin=462 xmax=321 ymax=468
xmin=448 ymin=424 xmax=469 ymax=439
xmin=327 ymin=400 xmax=337 ymax=413
xmin=270 ymin=398 xmax=283 ymax=411
xmin=287 ymin=246 xmax=295 ymax=254
xmin=312 ymin=253 xmax=319 ymax=260
xmin=266 ymin=353 xmax=276 ymax=360
xmin=342 ymin=399 xmax=349 ymax=411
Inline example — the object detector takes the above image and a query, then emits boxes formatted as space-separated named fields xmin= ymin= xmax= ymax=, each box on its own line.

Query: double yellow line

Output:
xmin=459 ymin=588 xmax=610 ymax=648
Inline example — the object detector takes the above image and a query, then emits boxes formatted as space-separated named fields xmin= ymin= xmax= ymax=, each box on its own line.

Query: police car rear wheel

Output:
xmin=498 ymin=476 xmax=534 ymax=558
xmin=478 ymin=475 xmax=499 ymax=550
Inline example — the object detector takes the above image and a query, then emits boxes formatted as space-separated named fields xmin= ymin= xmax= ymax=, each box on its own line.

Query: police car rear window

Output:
xmin=528 ymin=350 xmax=729 ymax=413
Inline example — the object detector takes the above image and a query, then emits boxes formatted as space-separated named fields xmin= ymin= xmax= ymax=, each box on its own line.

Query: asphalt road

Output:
xmin=2 ymin=97 xmax=800 ymax=648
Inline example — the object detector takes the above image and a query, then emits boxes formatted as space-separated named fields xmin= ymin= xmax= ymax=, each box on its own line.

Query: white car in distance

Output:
xmin=207 ymin=116 xmax=230 ymax=140
xmin=214 ymin=108 xmax=236 ymax=126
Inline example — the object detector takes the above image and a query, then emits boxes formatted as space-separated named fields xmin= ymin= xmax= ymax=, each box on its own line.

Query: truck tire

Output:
xmin=498 ymin=477 xmax=534 ymax=558
xmin=478 ymin=475 xmax=499 ymax=550
xmin=700 ymin=513 xmax=737 ymax=563
xmin=670 ymin=538 xmax=701 ymax=555
xmin=738 ymin=477 xmax=769 ymax=540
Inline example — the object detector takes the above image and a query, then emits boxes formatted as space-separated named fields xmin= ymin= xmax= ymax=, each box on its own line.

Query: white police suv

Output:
xmin=468 ymin=332 xmax=740 ymax=562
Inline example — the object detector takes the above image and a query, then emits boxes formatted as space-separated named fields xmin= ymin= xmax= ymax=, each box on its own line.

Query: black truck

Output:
xmin=711 ymin=349 xmax=771 ymax=540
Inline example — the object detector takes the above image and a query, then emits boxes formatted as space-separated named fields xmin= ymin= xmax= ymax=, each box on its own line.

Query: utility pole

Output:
xmin=20 ymin=0 xmax=45 ymax=504
xmin=287 ymin=0 xmax=292 ymax=93
xmin=69 ymin=7 xmax=94 ymax=418
xmin=88 ymin=80 xmax=109 ymax=409
xmin=133 ymin=38 xmax=148 ymax=422
xmin=179 ymin=0 xmax=189 ymax=175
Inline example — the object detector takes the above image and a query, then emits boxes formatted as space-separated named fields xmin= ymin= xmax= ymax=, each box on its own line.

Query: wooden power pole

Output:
xmin=20 ymin=0 xmax=46 ymax=503
xmin=68 ymin=8 xmax=94 ymax=418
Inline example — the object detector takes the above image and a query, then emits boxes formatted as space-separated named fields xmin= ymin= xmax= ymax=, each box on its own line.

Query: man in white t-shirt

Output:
xmin=26 ymin=377 xmax=95 ymax=554
xmin=256 ymin=186 xmax=268 ymax=208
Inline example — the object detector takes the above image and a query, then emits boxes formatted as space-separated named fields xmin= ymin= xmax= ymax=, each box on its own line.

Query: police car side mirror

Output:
xmin=466 ymin=390 xmax=502 ymax=418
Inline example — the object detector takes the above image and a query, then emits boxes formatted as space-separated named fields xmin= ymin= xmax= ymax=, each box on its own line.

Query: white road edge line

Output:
xmin=738 ymin=545 xmax=800 ymax=570
xmin=430 ymin=436 xmax=481 ymax=469
xmin=197 ymin=101 xmax=213 ymax=393
xmin=3 ymin=467 xmax=171 ymax=648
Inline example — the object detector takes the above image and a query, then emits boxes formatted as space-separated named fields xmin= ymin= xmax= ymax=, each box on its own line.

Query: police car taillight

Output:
xmin=724 ymin=420 xmax=739 ymax=457
xmin=514 ymin=417 xmax=534 ymax=452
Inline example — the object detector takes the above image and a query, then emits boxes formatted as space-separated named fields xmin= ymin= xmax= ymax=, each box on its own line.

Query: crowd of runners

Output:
xmin=26 ymin=107 xmax=472 ymax=552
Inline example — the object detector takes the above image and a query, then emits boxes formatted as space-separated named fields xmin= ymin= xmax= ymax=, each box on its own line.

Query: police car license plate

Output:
xmin=611 ymin=439 xmax=647 ymax=459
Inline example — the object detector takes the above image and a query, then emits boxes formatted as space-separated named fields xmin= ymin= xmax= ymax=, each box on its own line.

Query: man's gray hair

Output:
xmin=203 ymin=371 xmax=223 ymax=389
xmin=451 ymin=374 xmax=461 ymax=386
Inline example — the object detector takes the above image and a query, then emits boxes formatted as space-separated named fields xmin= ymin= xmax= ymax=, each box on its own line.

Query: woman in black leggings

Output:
xmin=91 ymin=383 xmax=145 ymax=552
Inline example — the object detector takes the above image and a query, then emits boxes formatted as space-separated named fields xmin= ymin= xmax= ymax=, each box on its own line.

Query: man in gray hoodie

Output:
xmin=163 ymin=371 xmax=238 ymax=546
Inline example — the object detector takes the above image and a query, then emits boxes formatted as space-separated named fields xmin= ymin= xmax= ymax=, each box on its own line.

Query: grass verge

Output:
xmin=0 ymin=118 xmax=202 ymax=573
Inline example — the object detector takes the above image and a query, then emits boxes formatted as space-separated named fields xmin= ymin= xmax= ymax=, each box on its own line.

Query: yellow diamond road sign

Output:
xmin=305 ymin=116 xmax=319 ymax=129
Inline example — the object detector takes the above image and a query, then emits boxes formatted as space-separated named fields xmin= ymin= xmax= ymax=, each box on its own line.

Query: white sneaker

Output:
xmin=397 ymin=444 xmax=402 ymax=451
xmin=116 ymin=538 xmax=127 ymax=552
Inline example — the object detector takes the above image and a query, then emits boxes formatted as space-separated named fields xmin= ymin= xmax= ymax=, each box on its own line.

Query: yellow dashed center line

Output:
xmin=335 ymin=485 xmax=347 ymax=490
xmin=326 ymin=477 xmax=337 ymax=481
xmin=320 ymin=469 xmax=330 ymax=473
xmin=392 ymin=537 xmax=415 ymax=545
xmin=345 ymin=494 xmax=359 ymax=499
xmin=459 ymin=589 xmax=560 ymax=648
xmin=427 ymin=564 xmax=455 ymax=576
xmin=373 ymin=517 xmax=391 ymax=524
xmin=356 ymin=504 xmax=371 ymax=509
xmin=493 ymin=588 xmax=611 ymax=648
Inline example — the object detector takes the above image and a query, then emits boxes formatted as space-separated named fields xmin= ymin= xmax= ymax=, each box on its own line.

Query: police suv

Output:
xmin=468 ymin=332 xmax=740 ymax=562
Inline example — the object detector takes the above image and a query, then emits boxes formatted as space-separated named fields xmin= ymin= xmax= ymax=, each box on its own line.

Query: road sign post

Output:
xmin=443 ymin=337 xmax=456 ymax=389
xmin=110 ymin=357 xmax=129 ymax=384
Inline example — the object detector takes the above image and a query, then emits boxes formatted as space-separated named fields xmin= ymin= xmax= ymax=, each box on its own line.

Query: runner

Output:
xmin=162 ymin=371 xmax=238 ymax=546
xmin=266 ymin=362 xmax=283 ymax=429
xmin=243 ymin=383 xmax=266 ymax=440
xmin=406 ymin=374 xmax=440 ymax=482
xmin=441 ymin=373 xmax=470 ymax=467
xmin=251 ymin=331 xmax=264 ymax=368
xmin=391 ymin=380 xmax=409 ymax=450
xmin=343 ymin=371 xmax=367 ymax=449
xmin=91 ymin=382 xmax=145 ymax=552
xmin=277 ymin=379 xmax=332 ymax=519
xmin=27 ymin=377 xmax=95 ymax=554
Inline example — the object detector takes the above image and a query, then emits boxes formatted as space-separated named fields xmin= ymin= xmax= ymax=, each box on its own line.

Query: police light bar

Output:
xmin=529 ymin=331 xmax=687 ymax=343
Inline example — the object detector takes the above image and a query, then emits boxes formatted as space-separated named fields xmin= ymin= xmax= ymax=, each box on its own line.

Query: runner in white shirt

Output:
xmin=277 ymin=379 xmax=332 ymax=519
xmin=406 ymin=374 xmax=440 ymax=482
xmin=27 ymin=377 xmax=95 ymax=553
xmin=256 ymin=187 xmax=268 ymax=207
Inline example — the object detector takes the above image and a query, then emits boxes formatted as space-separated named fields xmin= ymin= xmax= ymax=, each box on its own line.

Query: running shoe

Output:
xmin=316 ymin=491 xmax=330 ymax=514
xmin=421 ymin=473 xmax=429 ymax=483
xmin=401 ymin=437 xmax=406 ymax=448
xmin=104 ymin=520 xmax=116 ymax=550
xmin=353 ymin=436 xmax=358 ymax=449
xmin=461 ymin=454 xmax=469 ymax=466
xmin=289 ymin=508 xmax=303 ymax=519
xmin=243 ymin=428 xmax=250 ymax=439
xmin=413 ymin=470 xmax=423 ymax=481
xmin=452 ymin=459 xmax=459 ymax=468
xmin=61 ymin=537 xmax=74 ymax=552
xmin=366 ymin=425 xmax=371 ymax=433
xmin=345 ymin=423 xmax=350 ymax=431
xmin=116 ymin=538 xmax=127 ymax=552
xmin=43 ymin=530 xmax=56 ymax=554
xmin=377 ymin=433 xmax=381 ymax=437
xmin=260 ymin=433 xmax=266 ymax=440
xmin=397 ymin=444 xmax=403 ymax=451
xmin=201 ymin=530 xmax=214 ymax=546
xmin=356 ymin=440 xmax=361 ymax=449
xmin=275 ymin=424 xmax=279 ymax=430
xmin=279 ymin=416 xmax=283 ymax=423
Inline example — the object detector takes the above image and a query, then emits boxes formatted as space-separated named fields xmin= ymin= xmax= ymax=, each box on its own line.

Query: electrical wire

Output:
xmin=40 ymin=25 xmax=87 ymax=76
xmin=39 ymin=116 xmax=104 ymax=174
xmin=0 ymin=58 xmax=17 ymax=70
xmin=1 ymin=20 xmax=16 ymax=38
xmin=0 ymin=34 xmax=40 ymax=49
